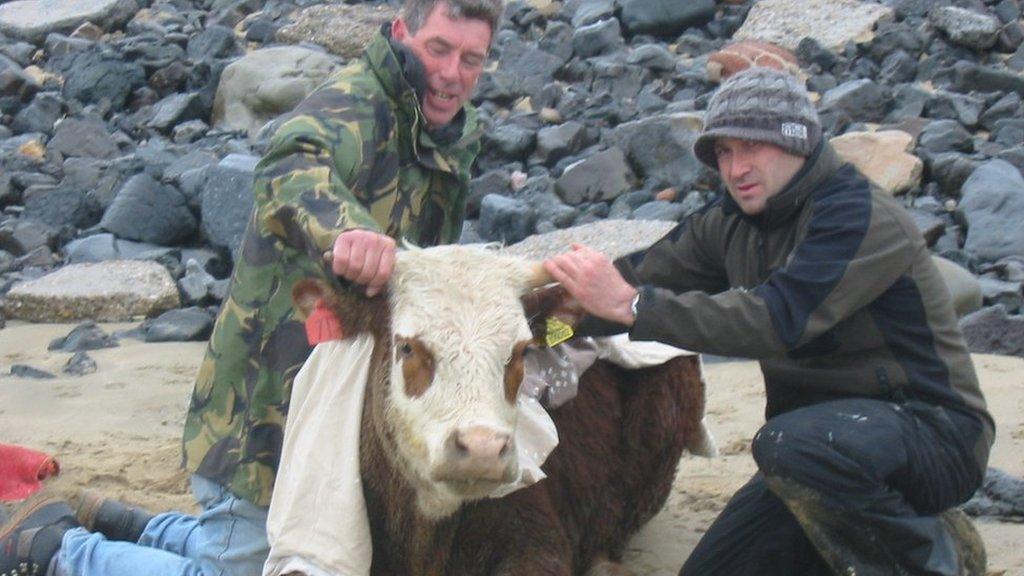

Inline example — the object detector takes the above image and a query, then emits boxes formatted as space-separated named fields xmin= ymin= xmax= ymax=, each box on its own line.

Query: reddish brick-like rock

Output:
xmin=706 ymin=40 xmax=800 ymax=82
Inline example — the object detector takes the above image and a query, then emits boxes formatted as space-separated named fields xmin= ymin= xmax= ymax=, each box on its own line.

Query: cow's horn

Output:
xmin=525 ymin=262 xmax=555 ymax=288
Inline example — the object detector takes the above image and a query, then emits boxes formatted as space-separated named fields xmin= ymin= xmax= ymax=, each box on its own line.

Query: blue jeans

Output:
xmin=52 ymin=475 xmax=269 ymax=576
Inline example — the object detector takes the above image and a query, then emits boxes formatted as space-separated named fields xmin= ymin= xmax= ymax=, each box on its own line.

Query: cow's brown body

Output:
xmin=360 ymin=347 xmax=705 ymax=575
xmin=292 ymin=253 xmax=707 ymax=576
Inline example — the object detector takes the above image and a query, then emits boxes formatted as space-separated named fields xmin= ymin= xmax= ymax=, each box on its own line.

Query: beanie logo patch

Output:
xmin=781 ymin=123 xmax=808 ymax=139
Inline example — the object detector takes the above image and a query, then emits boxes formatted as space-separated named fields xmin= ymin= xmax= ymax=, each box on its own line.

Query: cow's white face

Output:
xmin=385 ymin=245 xmax=538 ymax=518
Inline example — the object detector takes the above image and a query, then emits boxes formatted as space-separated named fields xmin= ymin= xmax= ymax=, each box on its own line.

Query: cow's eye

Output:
xmin=399 ymin=342 xmax=414 ymax=358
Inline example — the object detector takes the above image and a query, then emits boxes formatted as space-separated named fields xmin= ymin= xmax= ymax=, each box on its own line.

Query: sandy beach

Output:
xmin=1 ymin=321 xmax=1021 ymax=575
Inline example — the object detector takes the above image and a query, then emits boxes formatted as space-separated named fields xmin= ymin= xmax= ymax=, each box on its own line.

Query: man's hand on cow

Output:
xmin=544 ymin=243 xmax=638 ymax=326
xmin=331 ymin=229 xmax=396 ymax=297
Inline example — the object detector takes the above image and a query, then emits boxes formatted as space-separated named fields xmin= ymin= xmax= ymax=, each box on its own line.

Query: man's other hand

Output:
xmin=543 ymin=243 xmax=638 ymax=326
xmin=331 ymin=230 xmax=396 ymax=297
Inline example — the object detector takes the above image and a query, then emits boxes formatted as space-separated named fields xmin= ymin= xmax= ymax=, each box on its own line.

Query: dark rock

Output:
xmin=996 ymin=146 xmax=1024 ymax=173
xmin=181 ymin=247 xmax=229 ymax=279
xmin=570 ymin=0 xmax=615 ymax=28
xmin=993 ymin=118 xmax=1024 ymax=147
xmin=496 ymin=37 xmax=565 ymax=98
xmin=926 ymin=91 xmax=985 ymax=128
xmin=608 ymin=190 xmax=653 ymax=219
xmin=146 ymin=92 xmax=206 ymax=132
xmin=9 ymin=364 xmax=55 ymax=379
xmin=0 ymin=170 xmax=13 ymax=206
xmin=14 ymin=244 xmax=56 ymax=268
xmin=48 ymin=321 xmax=118 ymax=352
xmin=618 ymin=0 xmax=716 ymax=37
xmin=929 ymin=6 xmax=1001 ymax=50
xmin=959 ymin=159 xmax=1024 ymax=263
xmin=163 ymin=150 xmax=219 ymax=185
xmin=886 ymin=84 xmax=931 ymax=122
xmin=820 ymin=80 xmax=889 ymax=123
xmin=186 ymin=25 xmax=241 ymax=62
xmin=48 ymin=118 xmax=120 ymax=160
xmin=632 ymin=200 xmax=688 ymax=221
xmin=964 ymin=468 xmax=1024 ymax=520
xmin=928 ymin=152 xmax=980 ymax=198
xmin=63 ymin=233 xmax=176 ymax=264
xmin=574 ymin=201 xmax=610 ymax=226
xmin=482 ymin=123 xmax=536 ymax=161
xmin=472 ymin=71 xmax=516 ymax=106
xmin=537 ymin=21 xmax=574 ymax=65
xmin=0 ymin=56 xmax=40 ymax=106
xmin=869 ymin=21 xmax=926 ymax=61
xmin=200 ymin=154 xmax=257 ymax=254
xmin=878 ymin=50 xmax=918 ymax=84
xmin=62 ymin=50 xmax=145 ymax=108
xmin=149 ymin=61 xmax=190 ymax=97
xmin=572 ymin=18 xmax=624 ymax=59
xmin=477 ymin=194 xmax=536 ymax=244
xmin=532 ymin=197 xmax=577 ymax=231
xmin=11 ymin=92 xmax=63 ymax=135
xmin=62 ymin=351 xmax=98 ymax=376
xmin=0 ymin=219 xmax=53 ymax=256
xmin=172 ymin=120 xmax=209 ymax=144
xmin=978 ymin=276 xmax=1023 ymax=312
xmin=795 ymin=38 xmax=840 ymax=71
xmin=918 ymin=119 xmax=974 ymax=154
xmin=535 ymin=121 xmax=590 ymax=166
xmin=144 ymin=307 xmax=214 ymax=342
xmin=244 ymin=17 xmax=279 ymax=44
xmin=590 ymin=59 xmax=648 ymax=103
xmin=43 ymin=34 xmax=95 ymax=59
xmin=604 ymin=112 xmax=709 ymax=191
xmin=627 ymin=44 xmax=677 ymax=72
xmin=0 ymin=41 xmax=34 ymax=67
xmin=905 ymin=208 xmax=947 ymax=246
xmin=467 ymin=171 xmax=510 ymax=219
xmin=959 ymin=305 xmax=1024 ymax=356
xmin=119 ymin=33 xmax=186 ymax=70
xmin=979 ymin=92 xmax=1022 ymax=131
xmin=178 ymin=258 xmax=215 ymax=305
xmin=999 ymin=21 xmax=1024 ymax=52
xmin=0 ymin=249 xmax=15 ymax=274
xmin=22 ymin=186 xmax=100 ymax=231
xmin=555 ymin=147 xmax=635 ymax=205
xmin=953 ymin=61 xmax=1024 ymax=96
xmin=994 ymin=0 xmax=1022 ymax=24
xmin=100 ymin=173 xmax=197 ymax=245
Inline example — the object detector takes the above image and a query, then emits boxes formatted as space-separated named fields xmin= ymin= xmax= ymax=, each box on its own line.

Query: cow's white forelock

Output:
xmin=384 ymin=245 xmax=536 ymax=516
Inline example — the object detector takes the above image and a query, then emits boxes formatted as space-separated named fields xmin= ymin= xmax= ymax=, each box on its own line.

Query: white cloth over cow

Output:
xmin=262 ymin=245 xmax=713 ymax=576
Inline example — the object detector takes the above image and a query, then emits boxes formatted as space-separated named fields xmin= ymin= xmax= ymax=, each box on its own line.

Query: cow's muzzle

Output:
xmin=431 ymin=425 xmax=517 ymax=490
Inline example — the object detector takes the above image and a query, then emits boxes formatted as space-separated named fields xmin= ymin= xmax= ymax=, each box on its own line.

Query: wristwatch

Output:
xmin=630 ymin=291 xmax=641 ymax=319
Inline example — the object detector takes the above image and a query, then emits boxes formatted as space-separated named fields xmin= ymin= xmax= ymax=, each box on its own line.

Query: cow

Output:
xmin=289 ymin=243 xmax=710 ymax=576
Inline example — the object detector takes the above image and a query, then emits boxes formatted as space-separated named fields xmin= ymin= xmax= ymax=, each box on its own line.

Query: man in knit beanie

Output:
xmin=546 ymin=66 xmax=991 ymax=575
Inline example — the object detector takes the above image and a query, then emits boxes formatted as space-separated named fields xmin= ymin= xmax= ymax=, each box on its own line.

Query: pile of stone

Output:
xmin=0 ymin=0 xmax=1022 ymax=356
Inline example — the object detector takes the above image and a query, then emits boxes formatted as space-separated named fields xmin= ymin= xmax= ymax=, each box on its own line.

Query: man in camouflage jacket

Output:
xmin=0 ymin=2 xmax=503 ymax=575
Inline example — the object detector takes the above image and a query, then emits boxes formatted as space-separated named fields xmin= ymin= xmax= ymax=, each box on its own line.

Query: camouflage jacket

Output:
xmin=181 ymin=30 xmax=482 ymax=506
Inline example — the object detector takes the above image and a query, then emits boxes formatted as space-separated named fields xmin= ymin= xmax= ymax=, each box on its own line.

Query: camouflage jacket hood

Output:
xmin=181 ymin=29 xmax=481 ymax=505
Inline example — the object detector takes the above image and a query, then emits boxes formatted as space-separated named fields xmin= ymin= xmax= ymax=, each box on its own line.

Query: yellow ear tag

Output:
xmin=545 ymin=317 xmax=574 ymax=347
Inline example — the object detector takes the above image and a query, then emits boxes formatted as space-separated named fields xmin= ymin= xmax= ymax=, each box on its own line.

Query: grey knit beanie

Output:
xmin=693 ymin=67 xmax=822 ymax=171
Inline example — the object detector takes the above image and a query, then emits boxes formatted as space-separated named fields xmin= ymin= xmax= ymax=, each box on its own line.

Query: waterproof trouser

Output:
xmin=682 ymin=398 xmax=986 ymax=576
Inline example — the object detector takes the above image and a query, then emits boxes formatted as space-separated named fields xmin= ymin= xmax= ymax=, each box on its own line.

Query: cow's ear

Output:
xmin=292 ymin=279 xmax=328 ymax=319
xmin=520 ymin=285 xmax=587 ymax=345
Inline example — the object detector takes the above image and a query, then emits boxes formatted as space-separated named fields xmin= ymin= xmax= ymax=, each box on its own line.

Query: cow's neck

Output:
xmin=360 ymin=341 xmax=461 ymax=575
